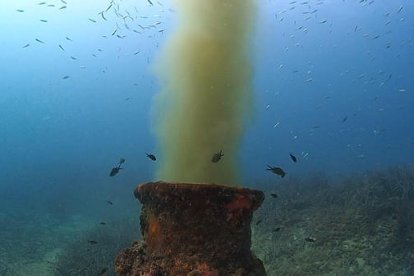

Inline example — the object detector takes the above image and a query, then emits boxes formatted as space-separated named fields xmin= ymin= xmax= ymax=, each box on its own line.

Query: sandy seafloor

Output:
xmin=1 ymin=165 xmax=413 ymax=275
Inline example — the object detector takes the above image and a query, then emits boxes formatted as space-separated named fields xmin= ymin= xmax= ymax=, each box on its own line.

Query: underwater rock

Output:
xmin=115 ymin=181 xmax=266 ymax=276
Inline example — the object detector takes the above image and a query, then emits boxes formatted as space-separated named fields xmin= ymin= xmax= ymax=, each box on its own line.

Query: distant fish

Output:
xmin=147 ymin=0 xmax=153 ymax=5
xmin=38 ymin=2 xmax=46 ymax=5
xmin=270 ymin=193 xmax=278 ymax=199
xmin=58 ymin=44 xmax=65 ymax=51
xmin=88 ymin=240 xmax=98 ymax=245
xmin=211 ymin=150 xmax=224 ymax=163
xmin=319 ymin=19 xmax=327 ymax=24
xmin=62 ymin=75 xmax=69 ymax=80
xmin=22 ymin=43 xmax=30 ymax=48
xmin=65 ymin=36 xmax=72 ymax=41
xmin=35 ymin=38 xmax=44 ymax=43
xmin=109 ymin=158 xmax=125 ymax=176
xmin=255 ymin=219 xmax=263 ymax=226
xmin=59 ymin=6 xmax=67 ymax=10
xmin=106 ymin=200 xmax=113 ymax=205
xmin=100 ymin=222 xmax=106 ymax=225
xmin=342 ymin=116 xmax=348 ymax=123
xmin=266 ymin=165 xmax=286 ymax=178
xmin=273 ymin=227 xmax=281 ymax=232
xmin=289 ymin=153 xmax=297 ymax=163
xmin=70 ymin=56 xmax=77 ymax=60
xmin=146 ymin=153 xmax=156 ymax=161
xmin=109 ymin=167 xmax=122 ymax=176
xmin=305 ymin=237 xmax=316 ymax=243
xmin=89 ymin=18 xmax=97 ymax=23
xmin=16 ymin=9 xmax=25 ymax=12
xmin=40 ymin=19 xmax=48 ymax=22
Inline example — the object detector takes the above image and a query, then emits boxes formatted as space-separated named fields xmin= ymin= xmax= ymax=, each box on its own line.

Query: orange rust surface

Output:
xmin=146 ymin=216 xmax=161 ymax=252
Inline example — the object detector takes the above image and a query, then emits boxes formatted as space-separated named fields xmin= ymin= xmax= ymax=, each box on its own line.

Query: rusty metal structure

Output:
xmin=115 ymin=182 xmax=266 ymax=275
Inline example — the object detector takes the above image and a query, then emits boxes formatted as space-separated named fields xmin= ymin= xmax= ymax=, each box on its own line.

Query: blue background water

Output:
xmin=0 ymin=0 xmax=413 ymax=218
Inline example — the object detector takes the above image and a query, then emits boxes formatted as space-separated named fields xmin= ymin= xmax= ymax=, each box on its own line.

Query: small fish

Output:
xmin=289 ymin=153 xmax=297 ymax=163
xmin=106 ymin=200 xmax=113 ymax=205
xmin=134 ymin=51 xmax=140 ymax=55
xmin=266 ymin=165 xmax=286 ymax=178
xmin=211 ymin=150 xmax=224 ymax=163
xmin=22 ymin=43 xmax=30 ymax=48
xmin=147 ymin=0 xmax=153 ymax=5
xmin=89 ymin=18 xmax=97 ymax=23
xmin=109 ymin=158 xmax=125 ymax=176
xmin=273 ymin=227 xmax=281 ymax=232
xmin=270 ymin=193 xmax=278 ymax=199
xmin=35 ymin=38 xmax=44 ymax=43
xmin=255 ymin=219 xmax=263 ymax=226
xmin=146 ymin=153 xmax=156 ymax=161
xmin=88 ymin=240 xmax=98 ymax=245
xmin=342 ymin=116 xmax=348 ymax=123
xmin=109 ymin=166 xmax=122 ymax=177
xmin=100 ymin=222 xmax=106 ymax=225
xmin=111 ymin=28 xmax=118 ymax=36
xmin=16 ymin=9 xmax=25 ymax=12
xmin=98 ymin=267 xmax=108 ymax=275
xmin=61 ymin=0 xmax=67 ymax=4
xmin=319 ymin=20 xmax=327 ymax=24
xmin=58 ymin=44 xmax=65 ymax=51
xmin=38 ymin=2 xmax=46 ymax=5
xmin=62 ymin=75 xmax=69 ymax=79
xmin=305 ymin=237 xmax=316 ymax=243
xmin=40 ymin=19 xmax=48 ymax=22
xmin=70 ymin=56 xmax=77 ymax=60
xmin=65 ymin=36 xmax=72 ymax=41
xmin=59 ymin=6 xmax=67 ymax=10
xmin=100 ymin=12 xmax=107 ymax=21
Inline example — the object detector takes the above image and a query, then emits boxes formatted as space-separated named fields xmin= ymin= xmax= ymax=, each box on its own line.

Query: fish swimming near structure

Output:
xmin=266 ymin=165 xmax=286 ymax=178
xmin=211 ymin=150 xmax=224 ymax=163
xmin=146 ymin=153 xmax=156 ymax=161
xmin=109 ymin=158 xmax=125 ymax=177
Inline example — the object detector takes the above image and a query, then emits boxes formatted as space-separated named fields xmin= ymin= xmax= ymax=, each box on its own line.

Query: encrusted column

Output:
xmin=115 ymin=182 xmax=266 ymax=276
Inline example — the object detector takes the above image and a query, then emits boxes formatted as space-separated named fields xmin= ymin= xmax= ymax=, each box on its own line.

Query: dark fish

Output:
xmin=58 ymin=44 xmax=65 ymax=51
xmin=119 ymin=158 xmax=126 ymax=164
xmin=147 ymin=0 xmax=153 ymax=5
xmin=89 ymin=18 xmax=97 ymax=23
xmin=255 ymin=219 xmax=262 ymax=226
xmin=22 ymin=43 xmax=30 ymax=48
xmin=146 ymin=153 xmax=156 ymax=161
xmin=59 ymin=6 xmax=67 ymax=10
xmin=62 ymin=75 xmax=69 ymax=80
xmin=342 ymin=116 xmax=348 ymax=123
xmin=88 ymin=240 xmax=98 ymax=245
xmin=98 ymin=267 xmax=108 ymax=275
xmin=106 ymin=200 xmax=113 ymax=205
xmin=270 ymin=193 xmax=278 ymax=199
xmin=109 ymin=166 xmax=122 ymax=177
xmin=16 ymin=9 xmax=25 ymax=12
xmin=100 ymin=222 xmax=106 ymax=225
xmin=289 ymin=153 xmax=297 ymax=163
xmin=65 ymin=36 xmax=72 ymax=41
xmin=35 ymin=38 xmax=44 ymax=43
xmin=266 ymin=165 xmax=286 ymax=178
xmin=40 ymin=19 xmax=48 ymax=22
xmin=305 ymin=237 xmax=316 ymax=243
xmin=273 ymin=227 xmax=281 ymax=232
xmin=211 ymin=150 xmax=224 ymax=163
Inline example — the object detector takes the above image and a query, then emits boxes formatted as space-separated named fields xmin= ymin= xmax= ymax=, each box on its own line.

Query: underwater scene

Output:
xmin=0 ymin=0 xmax=413 ymax=275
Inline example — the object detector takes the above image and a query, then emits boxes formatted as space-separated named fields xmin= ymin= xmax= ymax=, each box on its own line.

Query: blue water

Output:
xmin=0 ymin=0 xmax=413 ymax=274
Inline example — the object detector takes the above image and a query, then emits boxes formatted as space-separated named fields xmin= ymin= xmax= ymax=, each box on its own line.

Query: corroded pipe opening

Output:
xmin=115 ymin=182 xmax=266 ymax=275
